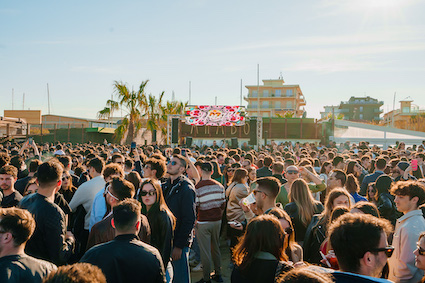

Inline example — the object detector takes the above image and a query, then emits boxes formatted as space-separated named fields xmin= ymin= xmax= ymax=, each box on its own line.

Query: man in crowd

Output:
xmin=329 ymin=213 xmax=393 ymax=282
xmin=0 ymin=165 xmax=23 ymax=208
xmin=252 ymin=177 xmax=281 ymax=215
xmin=332 ymin=155 xmax=345 ymax=170
xmin=256 ymin=156 xmax=273 ymax=178
xmin=327 ymin=169 xmax=347 ymax=192
xmin=81 ymin=199 xmax=165 ymax=283
xmin=162 ymin=155 xmax=196 ymax=283
xmin=271 ymin=162 xmax=287 ymax=185
xmin=19 ymin=160 xmax=75 ymax=265
xmin=69 ymin=157 xmax=106 ymax=248
xmin=195 ymin=162 xmax=226 ymax=283
xmin=388 ymin=181 xmax=425 ymax=282
xmin=360 ymin=158 xmax=387 ymax=196
xmin=0 ymin=207 xmax=57 ymax=282
xmin=87 ymin=176 xmax=150 ymax=249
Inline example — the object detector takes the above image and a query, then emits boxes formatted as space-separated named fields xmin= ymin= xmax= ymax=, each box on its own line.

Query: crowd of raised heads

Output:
xmin=1 ymin=139 xmax=425 ymax=282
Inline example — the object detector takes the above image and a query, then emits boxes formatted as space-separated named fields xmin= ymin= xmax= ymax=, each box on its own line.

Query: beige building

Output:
xmin=4 ymin=110 xmax=41 ymax=124
xmin=244 ymin=77 xmax=306 ymax=118
xmin=383 ymin=98 xmax=425 ymax=128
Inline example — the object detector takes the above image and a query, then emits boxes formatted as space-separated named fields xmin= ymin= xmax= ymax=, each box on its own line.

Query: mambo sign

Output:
xmin=185 ymin=105 xmax=246 ymax=127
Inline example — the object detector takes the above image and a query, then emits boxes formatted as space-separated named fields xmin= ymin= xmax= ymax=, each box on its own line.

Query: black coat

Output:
xmin=0 ymin=254 xmax=56 ymax=283
xmin=302 ymin=214 xmax=327 ymax=265
xmin=231 ymin=258 xmax=292 ymax=283
xmin=147 ymin=210 xmax=174 ymax=267
xmin=377 ymin=193 xmax=399 ymax=226
xmin=19 ymin=193 xmax=74 ymax=265
xmin=162 ymin=175 xmax=196 ymax=249
xmin=284 ymin=202 xmax=324 ymax=243
xmin=81 ymin=234 xmax=165 ymax=283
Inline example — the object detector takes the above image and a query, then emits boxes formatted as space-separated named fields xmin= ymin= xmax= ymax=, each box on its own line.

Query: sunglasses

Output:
xmin=140 ymin=190 xmax=156 ymax=197
xmin=168 ymin=160 xmax=178 ymax=166
xmin=287 ymin=170 xmax=299 ymax=174
xmin=252 ymin=189 xmax=268 ymax=196
xmin=417 ymin=244 xmax=425 ymax=256
xmin=105 ymin=186 xmax=119 ymax=201
xmin=62 ymin=176 xmax=70 ymax=181
xmin=370 ymin=246 xmax=394 ymax=257
xmin=228 ymin=169 xmax=235 ymax=172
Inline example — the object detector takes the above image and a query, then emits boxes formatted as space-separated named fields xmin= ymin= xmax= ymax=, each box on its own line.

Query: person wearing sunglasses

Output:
xmin=139 ymin=179 xmax=175 ymax=283
xmin=162 ymin=154 xmax=196 ymax=283
xmin=87 ymin=177 xmax=150 ymax=250
xmin=329 ymin=213 xmax=394 ymax=282
xmin=388 ymin=181 xmax=425 ymax=283
xmin=414 ymin=232 xmax=425 ymax=275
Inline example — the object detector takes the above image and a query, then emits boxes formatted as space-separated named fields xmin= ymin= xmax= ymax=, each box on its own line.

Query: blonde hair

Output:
xmin=289 ymin=178 xmax=320 ymax=226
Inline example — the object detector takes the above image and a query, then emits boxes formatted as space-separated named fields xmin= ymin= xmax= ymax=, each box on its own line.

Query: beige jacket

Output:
xmin=226 ymin=182 xmax=249 ymax=223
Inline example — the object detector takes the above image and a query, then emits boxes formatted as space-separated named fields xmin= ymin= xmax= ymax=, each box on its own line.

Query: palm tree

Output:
xmin=98 ymin=80 xmax=148 ymax=144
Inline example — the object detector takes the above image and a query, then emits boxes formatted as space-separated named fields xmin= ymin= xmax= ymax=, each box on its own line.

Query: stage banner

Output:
xmin=185 ymin=105 xmax=246 ymax=126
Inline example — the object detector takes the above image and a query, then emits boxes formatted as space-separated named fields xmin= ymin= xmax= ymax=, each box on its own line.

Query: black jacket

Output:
xmin=284 ymin=202 xmax=324 ymax=243
xmin=81 ymin=234 xmax=166 ymax=283
xmin=162 ymin=175 xmax=196 ymax=249
xmin=147 ymin=210 xmax=174 ymax=267
xmin=303 ymin=214 xmax=327 ymax=265
xmin=0 ymin=254 xmax=57 ymax=283
xmin=231 ymin=258 xmax=292 ymax=283
xmin=377 ymin=193 xmax=399 ymax=226
xmin=19 ymin=193 xmax=74 ymax=265
xmin=256 ymin=167 xmax=272 ymax=178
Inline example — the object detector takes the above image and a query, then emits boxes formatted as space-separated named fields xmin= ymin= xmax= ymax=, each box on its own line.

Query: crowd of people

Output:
xmin=1 ymin=139 xmax=425 ymax=282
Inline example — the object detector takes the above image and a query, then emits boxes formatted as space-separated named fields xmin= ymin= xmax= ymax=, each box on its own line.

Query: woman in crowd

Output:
xmin=319 ymin=161 xmax=332 ymax=184
xmin=125 ymin=171 xmax=142 ymax=196
xmin=303 ymin=188 xmax=351 ymax=264
xmin=211 ymin=160 xmax=225 ymax=186
xmin=269 ymin=208 xmax=303 ymax=264
xmin=350 ymin=201 xmax=380 ymax=217
xmin=284 ymin=179 xmax=324 ymax=244
xmin=231 ymin=215 xmax=293 ymax=283
xmin=226 ymin=168 xmax=250 ymax=251
xmin=59 ymin=170 xmax=77 ymax=204
xmin=375 ymin=174 xmax=399 ymax=226
xmin=247 ymin=166 xmax=257 ymax=187
xmin=139 ymin=179 xmax=175 ymax=283
xmin=345 ymin=173 xmax=367 ymax=203
xmin=366 ymin=182 xmax=379 ymax=206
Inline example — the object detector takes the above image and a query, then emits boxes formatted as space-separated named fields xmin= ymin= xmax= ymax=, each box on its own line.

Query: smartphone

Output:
xmin=181 ymin=149 xmax=186 ymax=156
xmin=28 ymin=137 xmax=33 ymax=144
xmin=412 ymin=159 xmax=418 ymax=171
xmin=130 ymin=142 xmax=136 ymax=149
xmin=319 ymin=251 xmax=332 ymax=268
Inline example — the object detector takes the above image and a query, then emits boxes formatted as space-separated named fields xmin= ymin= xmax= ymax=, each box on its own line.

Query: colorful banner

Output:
xmin=185 ymin=105 xmax=246 ymax=126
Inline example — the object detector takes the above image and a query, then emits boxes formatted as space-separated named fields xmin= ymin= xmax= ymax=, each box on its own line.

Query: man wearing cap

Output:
xmin=394 ymin=161 xmax=417 ymax=182
xmin=194 ymin=162 xmax=226 ymax=283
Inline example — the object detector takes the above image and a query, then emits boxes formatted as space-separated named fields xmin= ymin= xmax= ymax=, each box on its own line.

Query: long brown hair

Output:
xmin=233 ymin=215 xmax=288 ymax=270
xmin=231 ymin=168 xmax=248 ymax=184
xmin=289 ymin=179 xmax=321 ymax=226
xmin=345 ymin=174 xmax=360 ymax=194
xmin=268 ymin=208 xmax=296 ymax=261
xmin=139 ymin=179 xmax=176 ymax=229
xmin=320 ymin=188 xmax=351 ymax=225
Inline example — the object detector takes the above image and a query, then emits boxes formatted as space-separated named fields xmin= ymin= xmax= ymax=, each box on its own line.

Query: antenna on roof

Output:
xmin=279 ymin=72 xmax=283 ymax=80
xmin=47 ymin=83 xmax=51 ymax=115
xmin=12 ymin=88 xmax=14 ymax=110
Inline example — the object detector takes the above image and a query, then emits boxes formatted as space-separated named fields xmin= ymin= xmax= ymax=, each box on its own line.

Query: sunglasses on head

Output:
xmin=140 ymin=190 xmax=156 ymax=197
xmin=417 ymin=244 xmax=425 ymax=256
xmin=370 ymin=246 xmax=394 ymax=257
xmin=284 ymin=226 xmax=293 ymax=235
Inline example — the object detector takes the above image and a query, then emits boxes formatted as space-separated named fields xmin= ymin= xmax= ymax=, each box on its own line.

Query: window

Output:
xmin=286 ymin=101 xmax=292 ymax=109
xmin=286 ymin=89 xmax=293 ymax=97
xmin=359 ymin=106 xmax=363 ymax=112
xmin=262 ymin=101 xmax=269 ymax=108
xmin=262 ymin=112 xmax=269 ymax=117
xmin=263 ymin=90 xmax=269 ymax=97
xmin=275 ymin=101 xmax=281 ymax=108
xmin=250 ymin=101 xmax=258 ymax=108
xmin=275 ymin=90 xmax=281 ymax=97
xmin=251 ymin=90 xmax=258 ymax=97
xmin=402 ymin=107 xmax=410 ymax=113
xmin=359 ymin=114 xmax=363 ymax=120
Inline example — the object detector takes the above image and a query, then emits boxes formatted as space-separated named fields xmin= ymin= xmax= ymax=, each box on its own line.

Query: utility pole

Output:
xmin=189 ymin=81 xmax=191 ymax=105
xmin=47 ymin=83 xmax=51 ymax=115
xmin=240 ymin=79 xmax=243 ymax=106
xmin=257 ymin=64 xmax=260 ymax=116
xmin=23 ymin=93 xmax=25 ymax=110
xmin=12 ymin=88 xmax=14 ymax=110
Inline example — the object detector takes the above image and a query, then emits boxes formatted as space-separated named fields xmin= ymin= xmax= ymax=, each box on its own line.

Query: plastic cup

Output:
xmin=242 ymin=193 xmax=256 ymax=206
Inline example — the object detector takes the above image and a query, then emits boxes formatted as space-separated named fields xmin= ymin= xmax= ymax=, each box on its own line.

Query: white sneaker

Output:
xmin=192 ymin=263 xmax=203 ymax=272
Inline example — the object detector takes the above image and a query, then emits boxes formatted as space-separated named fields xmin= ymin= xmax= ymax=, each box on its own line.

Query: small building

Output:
xmin=4 ymin=110 xmax=42 ymax=124
xmin=338 ymin=96 xmax=383 ymax=121
xmin=383 ymin=98 xmax=425 ymax=129
xmin=244 ymin=76 xmax=306 ymax=118
xmin=320 ymin=105 xmax=342 ymax=119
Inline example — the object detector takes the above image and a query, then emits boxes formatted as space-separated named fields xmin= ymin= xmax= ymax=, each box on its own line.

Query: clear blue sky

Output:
xmin=1 ymin=0 xmax=425 ymax=119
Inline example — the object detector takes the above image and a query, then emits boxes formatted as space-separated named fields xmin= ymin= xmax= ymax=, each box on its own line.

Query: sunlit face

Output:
xmin=143 ymin=164 xmax=154 ymax=178
xmin=333 ymin=195 xmax=350 ymax=209
xmin=286 ymin=166 xmax=299 ymax=182
xmin=0 ymin=174 xmax=15 ymax=192
xmin=140 ymin=183 xmax=157 ymax=208
xmin=368 ymin=186 xmax=376 ymax=199
xmin=327 ymin=172 xmax=340 ymax=189
xmin=61 ymin=173 xmax=71 ymax=188
xmin=394 ymin=194 xmax=417 ymax=214
xmin=414 ymin=237 xmax=425 ymax=270
xmin=248 ymin=170 xmax=256 ymax=181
